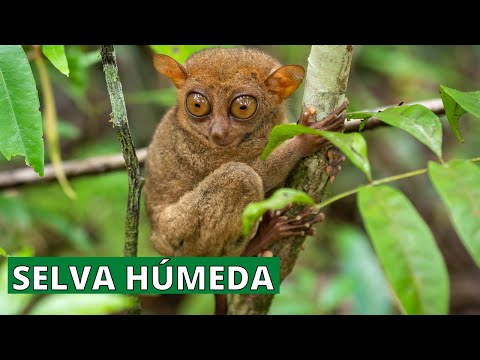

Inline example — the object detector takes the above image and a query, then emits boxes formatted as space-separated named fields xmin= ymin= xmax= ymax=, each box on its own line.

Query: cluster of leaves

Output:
xmin=243 ymin=86 xmax=480 ymax=315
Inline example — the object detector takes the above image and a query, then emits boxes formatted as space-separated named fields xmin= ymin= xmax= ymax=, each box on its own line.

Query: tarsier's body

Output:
xmin=145 ymin=48 xmax=345 ymax=266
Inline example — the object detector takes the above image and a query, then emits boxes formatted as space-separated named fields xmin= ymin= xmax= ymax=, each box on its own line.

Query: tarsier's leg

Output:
xmin=150 ymin=162 xmax=263 ymax=257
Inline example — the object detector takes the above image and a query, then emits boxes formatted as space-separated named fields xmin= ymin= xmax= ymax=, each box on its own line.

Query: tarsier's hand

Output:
xmin=295 ymin=99 xmax=348 ymax=157
xmin=295 ymin=99 xmax=348 ymax=182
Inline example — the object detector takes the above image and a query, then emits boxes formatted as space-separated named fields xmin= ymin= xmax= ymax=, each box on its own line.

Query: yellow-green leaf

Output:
xmin=42 ymin=45 xmax=70 ymax=77
xmin=439 ymin=85 xmax=480 ymax=142
xmin=242 ymin=188 xmax=313 ymax=237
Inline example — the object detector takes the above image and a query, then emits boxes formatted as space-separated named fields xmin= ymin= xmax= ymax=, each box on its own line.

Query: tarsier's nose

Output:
xmin=210 ymin=118 xmax=229 ymax=145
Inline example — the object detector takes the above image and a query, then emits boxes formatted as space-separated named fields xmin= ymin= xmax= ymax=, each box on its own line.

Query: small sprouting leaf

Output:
xmin=29 ymin=294 xmax=136 ymax=315
xmin=262 ymin=124 xmax=371 ymax=181
xmin=0 ymin=45 xmax=44 ymax=176
xmin=242 ymin=188 xmax=314 ymax=237
xmin=42 ymin=45 xmax=70 ymax=76
xmin=428 ymin=160 xmax=480 ymax=266
xmin=358 ymin=185 xmax=449 ymax=315
xmin=439 ymin=85 xmax=480 ymax=142
xmin=0 ymin=247 xmax=7 ymax=257
xmin=348 ymin=104 xmax=443 ymax=160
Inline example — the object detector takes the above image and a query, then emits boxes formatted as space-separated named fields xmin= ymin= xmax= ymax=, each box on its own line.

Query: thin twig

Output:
xmin=0 ymin=98 xmax=445 ymax=190
xmin=101 ymin=45 xmax=144 ymax=315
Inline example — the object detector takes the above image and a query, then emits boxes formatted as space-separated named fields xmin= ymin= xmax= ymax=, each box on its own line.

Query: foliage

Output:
xmin=0 ymin=45 xmax=44 ymax=175
xmin=42 ymin=45 xmax=70 ymax=77
xmin=244 ymin=85 xmax=480 ymax=314
xmin=429 ymin=160 xmax=480 ymax=266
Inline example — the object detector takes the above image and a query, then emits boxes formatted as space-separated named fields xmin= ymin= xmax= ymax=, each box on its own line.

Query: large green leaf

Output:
xmin=0 ymin=45 xmax=44 ymax=176
xmin=439 ymin=85 xmax=480 ymax=142
xmin=357 ymin=185 xmax=449 ymax=314
xmin=428 ymin=160 xmax=480 ymax=266
xmin=242 ymin=188 xmax=314 ymax=237
xmin=29 ymin=294 xmax=136 ymax=315
xmin=262 ymin=124 xmax=371 ymax=181
xmin=42 ymin=45 xmax=69 ymax=77
xmin=348 ymin=104 xmax=443 ymax=160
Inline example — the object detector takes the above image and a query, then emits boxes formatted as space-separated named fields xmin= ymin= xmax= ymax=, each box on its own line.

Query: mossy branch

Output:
xmin=229 ymin=45 xmax=353 ymax=315
xmin=101 ymin=45 xmax=144 ymax=314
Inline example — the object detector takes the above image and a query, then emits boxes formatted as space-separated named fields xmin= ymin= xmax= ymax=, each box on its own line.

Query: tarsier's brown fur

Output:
xmin=145 ymin=47 xmax=344 ymax=259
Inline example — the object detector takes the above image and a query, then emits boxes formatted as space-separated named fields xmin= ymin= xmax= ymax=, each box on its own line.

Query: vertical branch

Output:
xmin=229 ymin=45 xmax=353 ymax=315
xmin=101 ymin=45 xmax=144 ymax=314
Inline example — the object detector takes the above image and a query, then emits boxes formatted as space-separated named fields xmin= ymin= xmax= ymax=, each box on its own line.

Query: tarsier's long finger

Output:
xmin=274 ymin=203 xmax=294 ymax=217
xmin=326 ymin=148 xmax=346 ymax=183
xmin=298 ymin=106 xmax=317 ymax=126
xmin=314 ymin=99 xmax=349 ymax=126
xmin=311 ymin=110 xmax=347 ymax=132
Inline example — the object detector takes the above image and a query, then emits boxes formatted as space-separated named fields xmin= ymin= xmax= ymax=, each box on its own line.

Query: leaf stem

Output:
xmin=34 ymin=46 xmax=76 ymax=199
xmin=315 ymin=156 xmax=480 ymax=210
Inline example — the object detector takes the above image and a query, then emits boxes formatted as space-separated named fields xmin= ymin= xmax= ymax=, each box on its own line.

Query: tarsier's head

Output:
xmin=153 ymin=48 xmax=305 ymax=148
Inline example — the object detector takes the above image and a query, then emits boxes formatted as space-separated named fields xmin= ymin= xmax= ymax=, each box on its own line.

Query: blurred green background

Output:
xmin=1 ymin=45 xmax=479 ymax=314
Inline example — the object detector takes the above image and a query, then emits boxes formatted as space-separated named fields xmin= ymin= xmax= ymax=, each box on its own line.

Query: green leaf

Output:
xmin=125 ymin=89 xmax=177 ymax=106
xmin=29 ymin=294 xmax=135 ymax=315
xmin=42 ymin=45 xmax=70 ymax=76
xmin=428 ymin=160 xmax=480 ymax=266
xmin=150 ymin=45 xmax=236 ymax=64
xmin=357 ymin=185 xmax=449 ymax=314
xmin=57 ymin=119 xmax=81 ymax=140
xmin=0 ymin=248 xmax=35 ymax=315
xmin=242 ymin=188 xmax=314 ymax=237
xmin=333 ymin=225 xmax=393 ymax=315
xmin=348 ymin=104 xmax=443 ymax=160
xmin=0 ymin=45 xmax=44 ymax=176
xmin=317 ymin=275 xmax=354 ymax=313
xmin=29 ymin=207 xmax=92 ymax=252
xmin=262 ymin=124 xmax=371 ymax=181
xmin=0 ymin=195 xmax=32 ymax=229
xmin=439 ymin=85 xmax=480 ymax=142
xmin=0 ymin=247 xmax=7 ymax=257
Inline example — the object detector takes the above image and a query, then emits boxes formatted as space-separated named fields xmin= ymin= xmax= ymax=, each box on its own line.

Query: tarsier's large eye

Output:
xmin=186 ymin=92 xmax=211 ymax=117
xmin=230 ymin=95 xmax=258 ymax=119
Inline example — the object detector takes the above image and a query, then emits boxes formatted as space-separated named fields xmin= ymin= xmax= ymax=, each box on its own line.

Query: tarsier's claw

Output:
xmin=325 ymin=148 xmax=346 ymax=183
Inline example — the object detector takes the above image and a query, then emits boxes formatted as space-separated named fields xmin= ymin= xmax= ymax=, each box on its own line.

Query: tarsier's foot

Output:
xmin=326 ymin=148 xmax=346 ymax=183
xmin=242 ymin=204 xmax=325 ymax=257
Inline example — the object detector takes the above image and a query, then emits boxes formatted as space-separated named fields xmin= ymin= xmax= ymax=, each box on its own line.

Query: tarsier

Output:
xmin=144 ymin=48 xmax=347 ymax=314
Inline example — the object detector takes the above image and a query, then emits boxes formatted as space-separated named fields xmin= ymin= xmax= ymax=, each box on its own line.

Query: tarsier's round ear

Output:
xmin=153 ymin=54 xmax=189 ymax=89
xmin=265 ymin=65 xmax=305 ymax=102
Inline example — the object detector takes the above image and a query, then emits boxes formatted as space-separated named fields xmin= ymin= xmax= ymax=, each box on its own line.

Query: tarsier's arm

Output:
xmin=254 ymin=100 xmax=348 ymax=193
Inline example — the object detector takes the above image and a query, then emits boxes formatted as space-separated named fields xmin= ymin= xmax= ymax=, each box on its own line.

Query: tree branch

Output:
xmin=0 ymin=98 xmax=445 ymax=191
xmin=345 ymin=98 xmax=445 ymax=133
xmin=101 ymin=45 xmax=143 ymax=314
xmin=229 ymin=45 xmax=353 ymax=315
